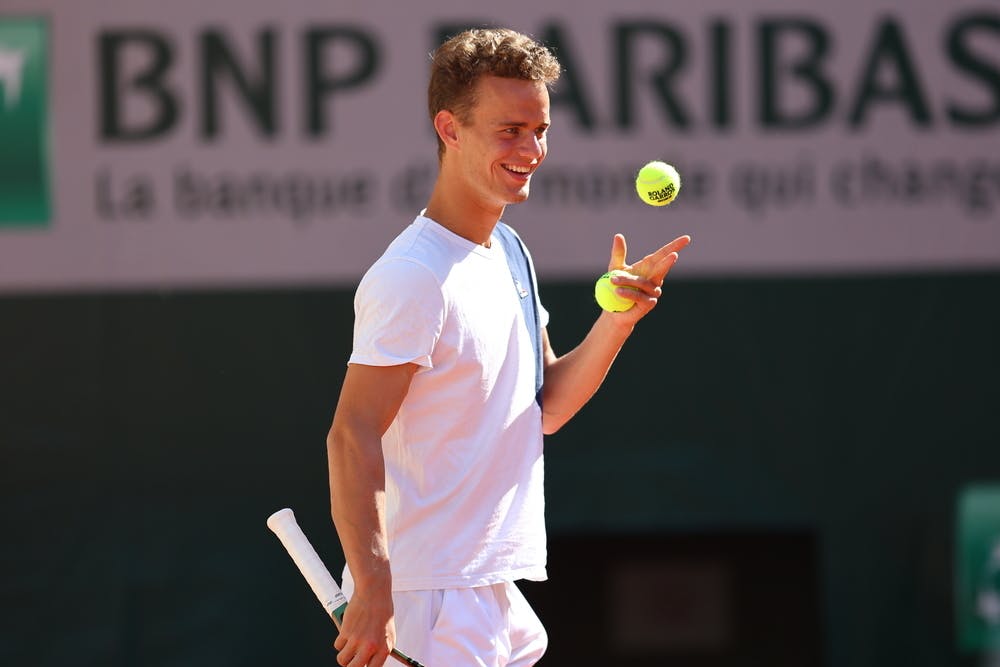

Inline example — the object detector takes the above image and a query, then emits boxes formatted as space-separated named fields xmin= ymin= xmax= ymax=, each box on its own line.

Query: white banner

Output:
xmin=0 ymin=0 xmax=998 ymax=292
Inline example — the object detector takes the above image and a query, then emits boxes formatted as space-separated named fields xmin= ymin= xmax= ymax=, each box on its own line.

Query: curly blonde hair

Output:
xmin=428 ymin=28 xmax=561 ymax=159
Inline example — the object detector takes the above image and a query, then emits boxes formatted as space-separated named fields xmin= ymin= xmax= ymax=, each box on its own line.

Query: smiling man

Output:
xmin=326 ymin=28 xmax=690 ymax=667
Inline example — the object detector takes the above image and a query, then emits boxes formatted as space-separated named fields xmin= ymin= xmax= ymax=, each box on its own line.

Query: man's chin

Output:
xmin=506 ymin=187 xmax=531 ymax=204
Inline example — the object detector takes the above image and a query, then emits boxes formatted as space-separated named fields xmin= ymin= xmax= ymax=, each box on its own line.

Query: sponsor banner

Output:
xmin=0 ymin=0 xmax=998 ymax=292
xmin=0 ymin=17 xmax=49 ymax=227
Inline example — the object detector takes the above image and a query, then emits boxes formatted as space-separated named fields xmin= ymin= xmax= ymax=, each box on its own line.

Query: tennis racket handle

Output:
xmin=266 ymin=508 xmax=349 ymax=626
xmin=266 ymin=508 xmax=428 ymax=667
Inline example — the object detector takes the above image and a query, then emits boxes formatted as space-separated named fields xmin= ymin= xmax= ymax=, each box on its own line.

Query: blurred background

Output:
xmin=2 ymin=1 xmax=999 ymax=665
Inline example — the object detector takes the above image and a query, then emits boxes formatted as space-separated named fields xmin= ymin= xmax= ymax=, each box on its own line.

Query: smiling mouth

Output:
xmin=503 ymin=164 xmax=533 ymax=177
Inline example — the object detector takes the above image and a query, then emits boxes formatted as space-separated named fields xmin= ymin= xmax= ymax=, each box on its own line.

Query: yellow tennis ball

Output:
xmin=594 ymin=270 xmax=638 ymax=312
xmin=635 ymin=161 xmax=681 ymax=207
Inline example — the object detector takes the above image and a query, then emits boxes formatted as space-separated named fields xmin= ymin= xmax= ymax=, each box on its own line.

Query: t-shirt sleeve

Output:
xmin=349 ymin=258 xmax=444 ymax=369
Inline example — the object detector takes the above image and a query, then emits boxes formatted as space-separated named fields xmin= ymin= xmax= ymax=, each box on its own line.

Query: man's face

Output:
xmin=453 ymin=75 xmax=551 ymax=210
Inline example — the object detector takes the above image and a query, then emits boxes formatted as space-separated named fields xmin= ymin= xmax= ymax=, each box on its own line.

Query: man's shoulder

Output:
xmin=356 ymin=221 xmax=439 ymax=291
xmin=381 ymin=216 xmax=454 ymax=261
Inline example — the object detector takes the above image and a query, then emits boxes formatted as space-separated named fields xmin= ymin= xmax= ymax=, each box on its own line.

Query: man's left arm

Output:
xmin=540 ymin=233 xmax=690 ymax=435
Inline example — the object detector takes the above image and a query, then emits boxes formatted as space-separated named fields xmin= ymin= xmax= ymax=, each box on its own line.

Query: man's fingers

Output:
xmin=335 ymin=634 xmax=394 ymax=667
xmin=612 ymin=234 xmax=690 ymax=276
xmin=345 ymin=647 xmax=389 ymax=667
xmin=644 ymin=236 xmax=691 ymax=269
xmin=608 ymin=233 xmax=627 ymax=270
xmin=653 ymin=251 xmax=680 ymax=283
xmin=669 ymin=235 xmax=692 ymax=252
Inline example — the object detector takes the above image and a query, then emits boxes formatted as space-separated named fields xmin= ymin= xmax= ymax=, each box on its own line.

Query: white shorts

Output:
xmin=345 ymin=578 xmax=548 ymax=667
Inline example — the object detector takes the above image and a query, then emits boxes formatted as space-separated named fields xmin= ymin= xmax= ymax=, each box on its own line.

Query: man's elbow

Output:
xmin=326 ymin=417 xmax=355 ymax=460
xmin=326 ymin=422 xmax=341 ymax=453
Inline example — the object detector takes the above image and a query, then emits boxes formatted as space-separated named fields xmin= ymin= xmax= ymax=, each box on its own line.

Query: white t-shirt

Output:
xmin=347 ymin=215 xmax=549 ymax=591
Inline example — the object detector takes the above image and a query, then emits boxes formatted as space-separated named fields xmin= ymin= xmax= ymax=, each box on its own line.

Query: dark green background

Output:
xmin=2 ymin=272 xmax=999 ymax=665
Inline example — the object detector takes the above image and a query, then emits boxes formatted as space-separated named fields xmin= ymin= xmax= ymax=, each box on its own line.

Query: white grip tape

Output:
xmin=267 ymin=508 xmax=349 ymax=625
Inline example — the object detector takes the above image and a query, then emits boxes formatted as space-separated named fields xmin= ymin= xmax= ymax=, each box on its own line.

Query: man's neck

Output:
xmin=423 ymin=177 xmax=504 ymax=247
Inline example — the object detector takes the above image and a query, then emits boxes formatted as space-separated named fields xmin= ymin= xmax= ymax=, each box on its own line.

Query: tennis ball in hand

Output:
xmin=594 ymin=270 xmax=639 ymax=312
xmin=635 ymin=161 xmax=681 ymax=206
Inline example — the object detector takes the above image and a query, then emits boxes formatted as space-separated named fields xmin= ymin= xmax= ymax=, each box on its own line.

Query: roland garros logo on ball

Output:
xmin=635 ymin=160 xmax=681 ymax=207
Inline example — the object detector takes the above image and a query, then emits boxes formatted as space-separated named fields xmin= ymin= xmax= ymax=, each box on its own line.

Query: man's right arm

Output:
xmin=327 ymin=361 xmax=419 ymax=667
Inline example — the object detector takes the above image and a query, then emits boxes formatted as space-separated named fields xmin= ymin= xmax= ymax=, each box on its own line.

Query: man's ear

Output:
xmin=434 ymin=110 xmax=460 ymax=151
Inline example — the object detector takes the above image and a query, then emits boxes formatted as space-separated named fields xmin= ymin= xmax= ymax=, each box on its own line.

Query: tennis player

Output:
xmin=327 ymin=27 xmax=690 ymax=667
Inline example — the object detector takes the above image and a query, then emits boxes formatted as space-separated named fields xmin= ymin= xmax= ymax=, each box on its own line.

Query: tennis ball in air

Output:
xmin=635 ymin=161 xmax=681 ymax=206
xmin=594 ymin=270 xmax=638 ymax=312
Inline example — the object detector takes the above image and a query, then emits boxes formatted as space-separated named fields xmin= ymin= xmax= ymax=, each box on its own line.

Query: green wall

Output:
xmin=2 ymin=273 xmax=999 ymax=665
